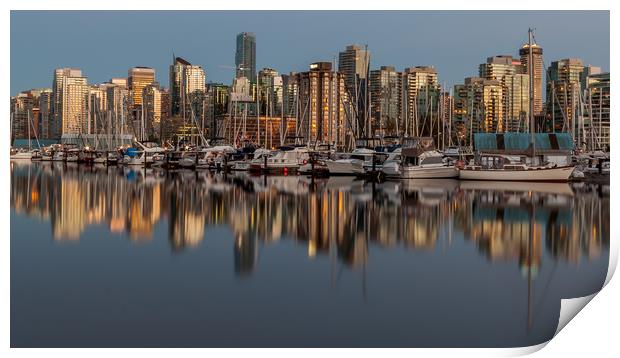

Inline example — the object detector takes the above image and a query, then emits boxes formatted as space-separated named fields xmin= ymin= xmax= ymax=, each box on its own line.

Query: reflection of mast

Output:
xmin=527 ymin=201 xmax=535 ymax=331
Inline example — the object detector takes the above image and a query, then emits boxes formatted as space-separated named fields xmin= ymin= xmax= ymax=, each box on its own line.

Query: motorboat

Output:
xmin=233 ymin=148 xmax=272 ymax=171
xmin=10 ymin=148 xmax=33 ymax=160
xmin=249 ymin=147 xmax=310 ymax=174
xmin=324 ymin=148 xmax=385 ymax=176
xmin=382 ymin=137 xmax=458 ymax=179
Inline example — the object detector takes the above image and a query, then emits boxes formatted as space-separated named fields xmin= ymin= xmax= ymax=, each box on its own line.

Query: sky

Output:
xmin=10 ymin=11 xmax=610 ymax=96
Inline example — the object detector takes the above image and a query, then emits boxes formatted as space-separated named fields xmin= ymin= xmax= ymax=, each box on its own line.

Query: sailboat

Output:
xmin=458 ymin=29 xmax=575 ymax=182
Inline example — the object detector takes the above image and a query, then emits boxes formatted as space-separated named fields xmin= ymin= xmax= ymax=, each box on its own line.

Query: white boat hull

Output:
xmin=10 ymin=152 xmax=33 ymax=160
xmin=459 ymin=166 xmax=575 ymax=182
xmin=325 ymin=160 xmax=364 ymax=175
xmin=401 ymin=165 xmax=459 ymax=179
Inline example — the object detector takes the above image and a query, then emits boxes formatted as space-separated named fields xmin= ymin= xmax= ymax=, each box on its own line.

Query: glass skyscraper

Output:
xmin=235 ymin=32 xmax=256 ymax=83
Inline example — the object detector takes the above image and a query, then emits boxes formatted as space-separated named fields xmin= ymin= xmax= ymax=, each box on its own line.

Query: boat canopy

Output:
xmin=473 ymin=133 xmax=573 ymax=154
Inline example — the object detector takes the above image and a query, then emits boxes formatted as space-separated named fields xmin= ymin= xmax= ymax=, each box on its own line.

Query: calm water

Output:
xmin=10 ymin=162 xmax=609 ymax=347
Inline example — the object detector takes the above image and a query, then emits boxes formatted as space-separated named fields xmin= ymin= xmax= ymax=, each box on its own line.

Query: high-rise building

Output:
xmin=519 ymin=43 xmax=544 ymax=116
xmin=582 ymin=72 xmax=610 ymax=151
xmin=401 ymin=66 xmax=440 ymax=139
xmin=369 ymin=66 xmax=402 ymax=136
xmin=128 ymin=66 xmax=155 ymax=108
xmin=282 ymin=73 xmax=299 ymax=118
xmin=479 ymin=56 xmax=529 ymax=132
xmin=339 ymin=45 xmax=370 ymax=137
xmin=204 ymin=83 xmax=230 ymax=139
xmin=170 ymin=56 xmax=206 ymax=118
xmin=143 ymin=83 xmax=162 ymax=140
xmin=452 ymin=77 xmax=503 ymax=146
xmin=258 ymin=68 xmax=283 ymax=117
xmin=38 ymin=89 xmax=53 ymax=139
xmin=10 ymin=93 xmax=35 ymax=141
xmin=52 ymin=68 xmax=89 ymax=137
xmin=296 ymin=62 xmax=349 ymax=149
xmin=235 ymin=32 xmax=256 ymax=83
xmin=546 ymin=58 xmax=585 ymax=132
xmin=88 ymin=85 xmax=108 ymax=135
xmin=105 ymin=78 xmax=130 ymax=136
xmin=439 ymin=91 xmax=454 ymax=147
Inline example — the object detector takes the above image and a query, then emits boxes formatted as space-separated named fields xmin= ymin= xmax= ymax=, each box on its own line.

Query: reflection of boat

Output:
xmin=459 ymin=180 xmax=574 ymax=196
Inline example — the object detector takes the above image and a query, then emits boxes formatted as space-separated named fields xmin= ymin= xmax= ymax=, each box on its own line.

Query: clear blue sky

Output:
xmin=10 ymin=10 xmax=609 ymax=96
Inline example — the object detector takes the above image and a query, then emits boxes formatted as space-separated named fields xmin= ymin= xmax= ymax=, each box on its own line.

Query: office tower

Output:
xmin=87 ymin=84 xmax=108 ymax=134
xmin=546 ymin=58 xmax=585 ymax=133
xmin=296 ymin=62 xmax=348 ymax=149
xmin=369 ymin=66 xmax=402 ymax=136
xmin=10 ymin=93 xmax=34 ymax=141
xmin=582 ymin=72 xmax=610 ymax=151
xmin=439 ymin=91 xmax=454 ymax=147
xmin=170 ymin=56 xmax=206 ymax=118
xmin=519 ymin=42 xmax=544 ymax=115
xmin=282 ymin=73 xmax=298 ymax=117
xmin=580 ymin=65 xmax=602 ymax=92
xmin=160 ymin=88 xmax=171 ymax=121
xmin=52 ymin=68 xmax=89 ymax=137
xmin=143 ymin=83 xmax=162 ymax=140
xmin=452 ymin=77 xmax=504 ymax=146
xmin=38 ymin=89 xmax=53 ymax=139
xmin=105 ymin=79 xmax=130 ymax=136
xmin=235 ymin=32 xmax=256 ymax=83
xmin=401 ymin=66 xmax=440 ymax=138
xmin=258 ymin=68 xmax=284 ymax=117
xmin=339 ymin=45 xmax=371 ymax=136
xmin=128 ymin=66 xmax=155 ymax=108
xmin=479 ymin=56 xmax=530 ymax=132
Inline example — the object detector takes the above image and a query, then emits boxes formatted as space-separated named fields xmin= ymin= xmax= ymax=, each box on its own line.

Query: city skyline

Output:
xmin=10 ymin=11 xmax=609 ymax=95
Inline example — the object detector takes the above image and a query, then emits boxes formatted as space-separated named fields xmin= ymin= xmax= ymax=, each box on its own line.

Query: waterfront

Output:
xmin=10 ymin=161 xmax=609 ymax=347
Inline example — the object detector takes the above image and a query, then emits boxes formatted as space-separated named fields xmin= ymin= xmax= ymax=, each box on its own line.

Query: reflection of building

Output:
xmin=10 ymin=163 xmax=608 ymax=272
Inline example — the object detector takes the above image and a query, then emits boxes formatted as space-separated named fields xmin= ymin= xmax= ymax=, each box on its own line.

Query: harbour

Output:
xmin=9 ymin=11 xmax=611 ymax=349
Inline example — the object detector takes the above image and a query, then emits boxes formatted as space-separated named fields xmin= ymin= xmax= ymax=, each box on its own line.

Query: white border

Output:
xmin=2 ymin=1 xmax=617 ymax=357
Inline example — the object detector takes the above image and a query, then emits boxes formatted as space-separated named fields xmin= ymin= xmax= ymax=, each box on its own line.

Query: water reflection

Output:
xmin=10 ymin=161 xmax=610 ymax=347
xmin=10 ymin=161 xmax=609 ymax=270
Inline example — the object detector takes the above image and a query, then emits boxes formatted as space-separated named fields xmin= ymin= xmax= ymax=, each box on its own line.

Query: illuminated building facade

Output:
xmin=519 ymin=43 xmax=544 ymax=116
xmin=52 ymin=68 xmax=89 ymax=137
xmin=296 ymin=62 xmax=349 ymax=149
xmin=369 ymin=66 xmax=402 ymax=137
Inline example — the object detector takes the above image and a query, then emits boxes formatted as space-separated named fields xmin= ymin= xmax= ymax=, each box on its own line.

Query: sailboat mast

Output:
xmin=528 ymin=28 xmax=536 ymax=158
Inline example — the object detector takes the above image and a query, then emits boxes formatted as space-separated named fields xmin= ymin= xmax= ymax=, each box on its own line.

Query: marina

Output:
xmin=9 ymin=11 xmax=611 ymax=349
